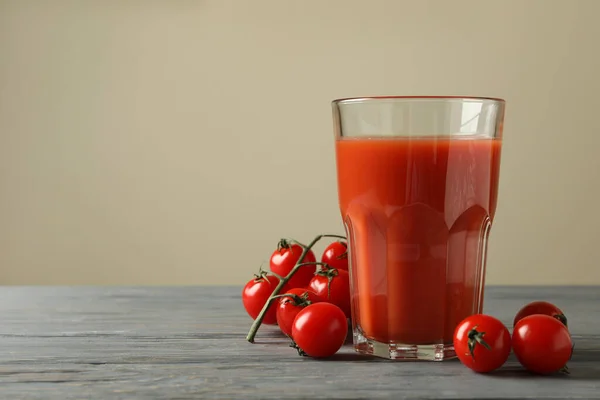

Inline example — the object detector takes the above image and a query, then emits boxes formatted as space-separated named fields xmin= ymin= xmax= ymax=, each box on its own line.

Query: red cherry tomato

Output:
xmin=241 ymin=274 xmax=280 ymax=325
xmin=453 ymin=314 xmax=511 ymax=373
xmin=275 ymin=288 xmax=323 ymax=337
xmin=270 ymin=240 xmax=316 ymax=289
xmin=513 ymin=301 xmax=567 ymax=327
xmin=292 ymin=302 xmax=348 ymax=358
xmin=321 ymin=241 xmax=348 ymax=271
xmin=512 ymin=314 xmax=573 ymax=374
xmin=308 ymin=268 xmax=351 ymax=319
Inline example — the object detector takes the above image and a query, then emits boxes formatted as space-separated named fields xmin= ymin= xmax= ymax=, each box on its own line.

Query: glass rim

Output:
xmin=332 ymin=95 xmax=505 ymax=105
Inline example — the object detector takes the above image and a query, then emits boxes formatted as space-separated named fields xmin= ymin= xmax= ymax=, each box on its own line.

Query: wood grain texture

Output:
xmin=0 ymin=286 xmax=598 ymax=399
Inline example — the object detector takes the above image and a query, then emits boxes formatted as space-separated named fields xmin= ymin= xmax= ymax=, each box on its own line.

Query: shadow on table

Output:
xmin=488 ymin=348 xmax=600 ymax=381
xmin=488 ymin=366 xmax=599 ymax=381
xmin=312 ymin=353 xmax=384 ymax=362
xmin=572 ymin=347 xmax=600 ymax=363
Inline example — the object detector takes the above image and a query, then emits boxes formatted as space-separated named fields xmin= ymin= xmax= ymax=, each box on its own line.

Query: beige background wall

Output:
xmin=1 ymin=0 xmax=599 ymax=285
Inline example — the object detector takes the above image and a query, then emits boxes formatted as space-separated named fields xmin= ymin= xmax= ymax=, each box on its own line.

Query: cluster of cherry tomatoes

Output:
xmin=454 ymin=301 xmax=573 ymax=374
xmin=243 ymin=237 xmax=575 ymax=372
xmin=242 ymin=238 xmax=351 ymax=358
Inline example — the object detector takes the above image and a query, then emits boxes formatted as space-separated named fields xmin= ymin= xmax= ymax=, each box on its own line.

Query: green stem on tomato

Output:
xmin=314 ymin=266 xmax=339 ymax=300
xmin=245 ymin=234 xmax=346 ymax=343
xmin=269 ymin=271 xmax=284 ymax=281
xmin=286 ymin=239 xmax=308 ymax=249
xmin=271 ymin=292 xmax=313 ymax=307
xmin=270 ymin=293 xmax=303 ymax=303
xmin=288 ymin=235 xmax=345 ymax=250
xmin=245 ymin=262 xmax=328 ymax=342
xmin=467 ymin=325 xmax=491 ymax=359
xmin=289 ymin=340 xmax=307 ymax=356
xmin=294 ymin=261 xmax=331 ymax=270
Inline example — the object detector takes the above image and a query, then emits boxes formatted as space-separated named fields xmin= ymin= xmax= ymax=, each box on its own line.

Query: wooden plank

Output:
xmin=0 ymin=286 xmax=598 ymax=399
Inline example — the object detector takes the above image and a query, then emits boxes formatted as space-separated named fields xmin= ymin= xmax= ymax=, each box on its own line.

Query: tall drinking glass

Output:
xmin=332 ymin=96 xmax=505 ymax=361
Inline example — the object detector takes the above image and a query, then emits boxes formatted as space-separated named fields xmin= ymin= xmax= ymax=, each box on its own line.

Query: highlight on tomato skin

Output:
xmin=241 ymin=274 xmax=281 ymax=325
xmin=513 ymin=301 xmax=567 ymax=328
xmin=275 ymin=288 xmax=323 ymax=337
xmin=321 ymin=241 xmax=349 ymax=271
xmin=453 ymin=314 xmax=511 ymax=373
xmin=269 ymin=240 xmax=317 ymax=289
xmin=308 ymin=268 xmax=351 ymax=319
xmin=512 ymin=314 xmax=573 ymax=375
xmin=291 ymin=302 xmax=348 ymax=359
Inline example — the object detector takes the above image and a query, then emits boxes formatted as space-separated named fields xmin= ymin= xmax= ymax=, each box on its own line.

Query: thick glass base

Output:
xmin=354 ymin=329 xmax=456 ymax=361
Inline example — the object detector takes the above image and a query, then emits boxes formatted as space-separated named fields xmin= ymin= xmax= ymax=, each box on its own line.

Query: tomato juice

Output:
xmin=335 ymin=137 xmax=501 ymax=345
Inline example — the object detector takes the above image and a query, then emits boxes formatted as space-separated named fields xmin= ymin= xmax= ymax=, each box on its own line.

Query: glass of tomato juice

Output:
xmin=331 ymin=96 xmax=505 ymax=360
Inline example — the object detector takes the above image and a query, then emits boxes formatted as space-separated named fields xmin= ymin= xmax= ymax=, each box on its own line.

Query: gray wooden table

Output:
xmin=0 ymin=286 xmax=598 ymax=399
